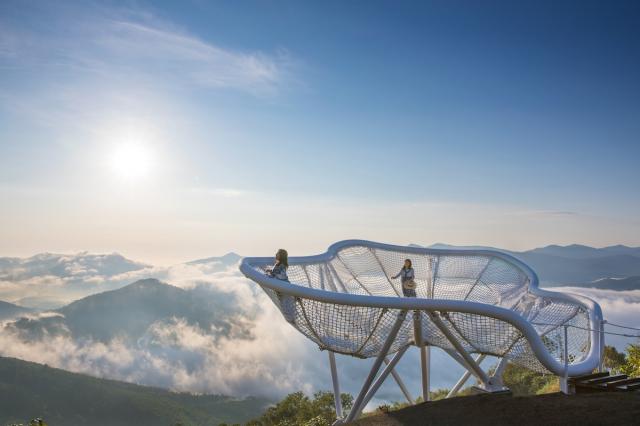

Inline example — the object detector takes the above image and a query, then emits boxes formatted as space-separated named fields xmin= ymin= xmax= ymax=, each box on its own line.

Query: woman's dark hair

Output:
xmin=276 ymin=249 xmax=289 ymax=268
xmin=404 ymin=258 xmax=412 ymax=269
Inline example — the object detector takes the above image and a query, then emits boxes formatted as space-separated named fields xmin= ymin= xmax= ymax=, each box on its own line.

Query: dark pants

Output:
xmin=403 ymin=287 xmax=416 ymax=297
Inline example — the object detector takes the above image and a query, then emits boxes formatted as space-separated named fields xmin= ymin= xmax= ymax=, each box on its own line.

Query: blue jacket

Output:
xmin=267 ymin=263 xmax=289 ymax=281
xmin=392 ymin=267 xmax=415 ymax=283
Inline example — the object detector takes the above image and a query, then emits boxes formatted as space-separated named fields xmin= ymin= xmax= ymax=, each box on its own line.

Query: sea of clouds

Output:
xmin=550 ymin=286 xmax=640 ymax=350
xmin=1 ymin=254 xmax=639 ymax=404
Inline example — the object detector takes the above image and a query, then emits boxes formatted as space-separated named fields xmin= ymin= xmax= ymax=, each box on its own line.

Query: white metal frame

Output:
xmin=240 ymin=240 xmax=604 ymax=421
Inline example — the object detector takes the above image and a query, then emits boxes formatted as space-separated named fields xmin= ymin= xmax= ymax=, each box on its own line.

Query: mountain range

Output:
xmin=5 ymin=278 xmax=246 ymax=344
xmin=0 ymin=300 xmax=32 ymax=321
xmin=427 ymin=243 xmax=640 ymax=286
xmin=1 ymin=244 xmax=640 ymax=313
xmin=514 ymin=248 xmax=640 ymax=285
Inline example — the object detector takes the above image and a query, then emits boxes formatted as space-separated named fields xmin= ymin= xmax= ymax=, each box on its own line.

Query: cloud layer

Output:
xmin=0 ymin=261 xmax=320 ymax=398
xmin=1 ymin=253 xmax=639 ymax=402
xmin=552 ymin=286 xmax=640 ymax=350
xmin=0 ymin=257 xmax=469 ymax=402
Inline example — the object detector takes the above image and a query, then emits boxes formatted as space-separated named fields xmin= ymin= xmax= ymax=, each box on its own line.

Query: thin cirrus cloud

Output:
xmin=0 ymin=9 xmax=290 ymax=103
xmin=94 ymin=20 xmax=287 ymax=95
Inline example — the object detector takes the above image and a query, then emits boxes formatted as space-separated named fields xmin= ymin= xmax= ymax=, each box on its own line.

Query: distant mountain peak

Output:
xmin=186 ymin=252 xmax=242 ymax=266
xmin=534 ymin=243 xmax=595 ymax=251
xmin=60 ymin=278 xmax=181 ymax=312
xmin=603 ymin=244 xmax=639 ymax=250
xmin=108 ymin=278 xmax=189 ymax=296
xmin=221 ymin=252 xmax=241 ymax=260
xmin=126 ymin=278 xmax=165 ymax=289
xmin=0 ymin=300 xmax=33 ymax=321
xmin=567 ymin=244 xmax=593 ymax=249
xmin=0 ymin=300 xmax=29 ymax=309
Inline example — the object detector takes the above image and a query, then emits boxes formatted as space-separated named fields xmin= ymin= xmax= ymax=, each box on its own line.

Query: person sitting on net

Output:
xmin=391 ymin=258 xmax=417 ymax=297
xmin=265 ymin=248 xmax=289 ymax=282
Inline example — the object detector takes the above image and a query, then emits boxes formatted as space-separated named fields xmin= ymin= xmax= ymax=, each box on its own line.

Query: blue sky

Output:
xmin=1 ymin=1 xmax=639 ymax=263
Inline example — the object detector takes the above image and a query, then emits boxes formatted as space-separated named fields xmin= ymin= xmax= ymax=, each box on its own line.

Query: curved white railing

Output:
xmin=240 ymin=240 xmax=603 ymax=377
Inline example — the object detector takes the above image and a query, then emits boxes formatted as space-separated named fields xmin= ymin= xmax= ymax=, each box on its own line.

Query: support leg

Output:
xmin=328 ymin=351 xmax=343 ymax=419
xmin=559 ymin=376 xmax=569 ymax=394
xmin=428 ymin=312 xmax=492 ymax=387
xmin=413 ymin=310 xmax=430 ymax=401
xmin=420 ymin=345 xmax=430 ymax=401
xmin=446 ymin=354 xmax=486 ymax=398
xmin=443 ymin=348 xmax=491 ymax=384
xmin=383 ymin=357 xmax=414 ymax=404
xmin=491 ymin=356 xmax=509 ymax=387
xmin=345 ymin=310 xmax=408 ymax=423
xmin=361 ymin=346 xmax=411 ymax=410
xmin=443 ymin=348 xmax=472 ymax=372
xmin=560 ymin=325 xmax=571 ymax=394
xmin=599 ymin=320 xmax=606 ymax=373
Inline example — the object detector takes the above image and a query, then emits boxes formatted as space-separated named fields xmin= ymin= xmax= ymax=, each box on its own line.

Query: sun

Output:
xmin=110 ymin=143 xmax=153 ymax=180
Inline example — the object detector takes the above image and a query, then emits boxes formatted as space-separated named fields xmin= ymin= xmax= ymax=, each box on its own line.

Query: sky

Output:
xmin=1 ymin=0 xmax=639 ymax=264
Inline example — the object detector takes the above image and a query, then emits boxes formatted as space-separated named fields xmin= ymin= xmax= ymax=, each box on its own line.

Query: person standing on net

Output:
xmin=391 ymin=259 xmax=417 ymax=297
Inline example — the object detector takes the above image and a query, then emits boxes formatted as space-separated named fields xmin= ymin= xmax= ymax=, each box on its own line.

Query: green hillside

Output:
xmin=0 ymin=357 xmax=270 ymax=426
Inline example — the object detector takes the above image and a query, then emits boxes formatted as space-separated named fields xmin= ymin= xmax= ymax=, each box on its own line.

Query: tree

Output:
xmin=248 ymin=391 xmax=353 ymax=426
xmin=501 ymin=363 xmax=557 ymax=396
xmin=621 ymin=343 xmax=640 ymax=377
xmin=429 ymin=388 xmax=451 ymax=401
xmin=602 ymin=345 xmax=627 ymax=373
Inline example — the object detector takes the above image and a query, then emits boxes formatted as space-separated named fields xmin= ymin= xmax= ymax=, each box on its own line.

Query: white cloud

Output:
xmin=551 ymin=287 xmax=640 ymax=350
xmin=0 ymin=252 xmax=151 ymax=308
xmin=94 ymin=20 xmax=285 ymax=95
xmin=0 ymin=5 xmax=288 ymax=97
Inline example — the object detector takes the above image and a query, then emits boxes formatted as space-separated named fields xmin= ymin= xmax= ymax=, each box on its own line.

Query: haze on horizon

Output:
xmin=1 ymin=1 xmax=639 ymax=264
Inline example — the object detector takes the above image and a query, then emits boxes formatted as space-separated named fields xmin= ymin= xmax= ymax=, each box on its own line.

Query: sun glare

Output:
xmin=110 ymin=144 xmax=153 ymax=180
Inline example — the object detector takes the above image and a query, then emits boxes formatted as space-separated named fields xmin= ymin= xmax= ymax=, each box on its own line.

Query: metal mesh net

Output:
xmin=250 ymin=244 xmax=592 ymax=373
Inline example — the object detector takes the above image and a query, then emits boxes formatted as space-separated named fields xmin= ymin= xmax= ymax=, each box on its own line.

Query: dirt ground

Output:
xmin=350 ymin=392 xmax=640 ymax=426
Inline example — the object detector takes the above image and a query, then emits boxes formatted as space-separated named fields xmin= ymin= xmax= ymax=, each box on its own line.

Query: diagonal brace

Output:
xmin=443 ymin=348 xmax=487 ymax=384
xmin=345 ymin=310 xmax=408 ymax=423
xmin=384 ymin=357 xmax=414 ymax=404
xmin=428 ymin=311 xmax=492 ymax=386
xmin=361 ymin=345 xmax=411 ymax=410
xmin=446 ymin=354 xmax=486 ymax=398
